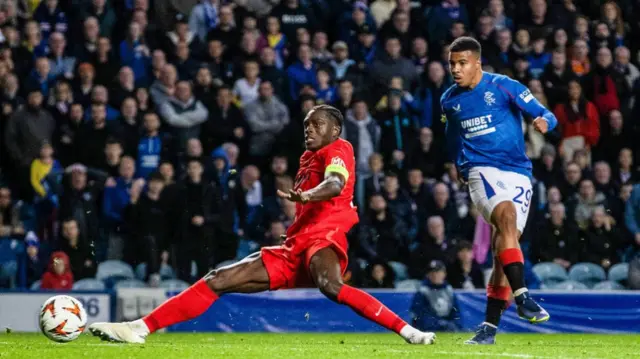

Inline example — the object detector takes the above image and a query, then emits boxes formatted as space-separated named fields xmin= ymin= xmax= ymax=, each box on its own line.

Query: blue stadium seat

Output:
xmin=568 ymin=263 xmax=607 ymax=288
xmin=30 ymin=280 xmax=41 ymax=290
xmin=135 ymin=263 xmax=176 ymax=281
xmin=113 ymin=279 xmax=148 ymax=290
xmin=532 ymin=262 xmax=568 ymax=286
xmin=592 ymin=280 xmax=625 ymax=291
xmin=395 ymin=279 xmax=421 ymax=290
xmin=73 ymin=278 xmax=106 ymax=291
xmin=388 ymin=261 xmax=408 ymax=281
xmin=608 ymin=263 xmax=629 ymax=284
xmin=96 ymin=260 xmax=135 ymax=282
xmin=549 ymin=280 xmax=589 ymax=290
xmin=159 ymin=279 xmax=190 ymax=292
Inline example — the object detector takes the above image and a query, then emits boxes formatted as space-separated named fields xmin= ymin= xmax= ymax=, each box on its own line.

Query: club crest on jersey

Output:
xmin=484 ymin=91 xmax=496 ymax=106
xmin=331 ymin=157 xmax=346 ymax=168
xmin=453 ymin=104 xmax=461 ymax=112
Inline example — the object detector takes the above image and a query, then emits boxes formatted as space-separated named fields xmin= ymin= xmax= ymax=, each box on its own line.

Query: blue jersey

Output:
xmin=441 ymin=72 xmax=557 ymax=180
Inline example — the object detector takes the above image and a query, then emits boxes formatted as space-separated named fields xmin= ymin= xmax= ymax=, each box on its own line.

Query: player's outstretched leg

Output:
xmin=309 ymin=247 xmax=435 ymax=345
xmin=89 ymin=253 xmax=270 ymax=343
xmin=492 ymin=201 xmax=549 ymax=324
xmin=465 ymin=250 xmax=509 ymax=345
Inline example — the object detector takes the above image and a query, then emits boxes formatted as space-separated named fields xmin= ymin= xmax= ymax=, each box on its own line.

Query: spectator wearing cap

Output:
xmin=410 ymin=259 xmax=458 ymax=331
xmin=342 ymin=98 xmax=380 ymax=176
xmin=207 ymin=5 xmax=240 ymax=52
xmin=158 ymin=80 xmax=209 ymax=151
xmin=189 ymin=0 xmax=219 ymax=43
xmin=270 ymin=0 xmax=317 ymax=41
xmin=201 ymin=85 xmax=248 ymax=154
xmin=425 ymin=0 xmax=470 ymax=45
xmin=370 ymin=37 xmax=417 ymax=95
xmin=120 ymin=21 xmax=151 ymax=86
xmin=328 ymin=41 xmax=358 ymax=83
xmin=338 ymin=1 xmax=376 ymax=47
xmin=378 ymin=88 xmax=419 ymax=172
xmin=244 ymin=81 xmax=289 ymax=166
xmin=287 ymin=44 xmax=317 ymax=102
xmin=351 ymin=24 xmax=377 ymax=67
xmin=92 ymin=36 xmax=119 ymax=88
xmin=80 ymin=0 xmax=116 ymax=38
xmin=446 ymin=241 xmax=484 ymax=289
xmin=46 ymin=32 xmax=75 ymax=80
xmin=165 ymin=13 xmax=203 ymax=62
xmin=33 ymin=0 xmax=69 ymax=40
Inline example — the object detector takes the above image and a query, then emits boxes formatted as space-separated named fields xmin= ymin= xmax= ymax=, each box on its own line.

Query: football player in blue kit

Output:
xmin=441 ymin=37 xmax=557 ymax=344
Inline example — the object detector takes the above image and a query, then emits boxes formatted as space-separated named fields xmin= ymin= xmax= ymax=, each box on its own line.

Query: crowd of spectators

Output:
xmin=1 ymin=0 xmax=640 ymax=296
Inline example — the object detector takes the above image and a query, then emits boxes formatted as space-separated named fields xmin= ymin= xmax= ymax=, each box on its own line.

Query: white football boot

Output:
xmin=89 ymin=322 xmax=147 ymax=344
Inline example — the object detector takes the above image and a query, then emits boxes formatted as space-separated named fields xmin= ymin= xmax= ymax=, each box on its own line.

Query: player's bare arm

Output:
xmin=277 ymin=172 xmax=345 ymax=203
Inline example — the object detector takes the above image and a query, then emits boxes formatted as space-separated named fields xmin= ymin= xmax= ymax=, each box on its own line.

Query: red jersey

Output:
xmin=287 ymin=138 xmax=359 ymax=236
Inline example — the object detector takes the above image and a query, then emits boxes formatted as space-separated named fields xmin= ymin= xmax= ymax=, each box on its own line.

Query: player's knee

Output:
xmin=492 ymin=201 xmax=517 ymax=232
xmin=204 ymin=269 xmax=229 ymax=294
xmin=317 ymin=276 xmax=343 ymax=302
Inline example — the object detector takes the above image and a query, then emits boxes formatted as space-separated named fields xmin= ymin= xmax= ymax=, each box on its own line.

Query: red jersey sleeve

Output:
xmin=322 ymin=140 xmax=354 ymax=182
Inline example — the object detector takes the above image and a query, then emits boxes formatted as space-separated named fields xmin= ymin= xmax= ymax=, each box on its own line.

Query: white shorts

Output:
xmin=467 ymin=166 xmax=532 ymax=233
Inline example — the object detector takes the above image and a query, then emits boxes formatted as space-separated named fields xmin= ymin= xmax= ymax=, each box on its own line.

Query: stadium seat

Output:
xmin=549 ymin=280 xmax=589 ymax=290
xmin=532 ymin=262 xmax=568 ymax=286
xmin=96 ymin=260 xmax=135 ymax=282
xmin=388 ymin=261 xmax=408 ymax=281
xmin=113 ymin=279 xmax=148 ymax=290
xmin=72 ymin=278 xmax=106 ymax=291
xmin=30 ymin=280 xmax=41 ymax=290
xmin=592 ymin=280 xmax=625 ymax=291
xmin=135 ymin=263 xmax=176 ymax=281
xmin=159 ymin=279 xmax=190 ymax=292
xmin=395 ymin=279 xmax=421 ymax=290
xmin=568 ymin=263 xmax=607 ymax=288
xmin=608 ymin=263 xmax=629 ymax=284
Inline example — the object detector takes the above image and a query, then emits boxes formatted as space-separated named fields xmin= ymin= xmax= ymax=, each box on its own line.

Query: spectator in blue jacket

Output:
xmin=286 ymin=44 xmax=317 ymax=102
xmin=625 ymin=184 xmax=640 ymax=250
xmin=410 ymin=260 xmax=459 ymax=332
xmin=136 ymin=113 xmax=163 ymax=179
xmin=33 ymin=0 xmax=69 ymax=40
xmin=120 ymin=22 xmax=151 ymax=86
xmin=102 ymin=156 xmax=140 ymax=260
xmin=26 ymin=57 xmax=56 ymax=98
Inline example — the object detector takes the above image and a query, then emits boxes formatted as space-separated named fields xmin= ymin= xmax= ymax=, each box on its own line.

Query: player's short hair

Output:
xmin=449 ymin=36 xmax=482 ymax=56
xmin=313 ymin=104 xmax=343 ymax=130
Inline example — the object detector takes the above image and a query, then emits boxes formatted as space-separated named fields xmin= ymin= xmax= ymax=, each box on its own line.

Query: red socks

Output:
xmin=143 ymin=279 xmax=219 ymax=333
xmin=498 ymin=248 xmax=524 ymax=266
xmin=337 ymin=285 xmax=406 ymax=334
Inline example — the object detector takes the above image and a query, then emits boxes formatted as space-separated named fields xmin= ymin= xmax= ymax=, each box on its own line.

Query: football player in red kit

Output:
xmin=88 ymin=105 xmax=435 ymax=345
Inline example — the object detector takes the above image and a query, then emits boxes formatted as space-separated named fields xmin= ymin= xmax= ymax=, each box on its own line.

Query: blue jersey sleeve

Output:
xmin=499 ymin=77 xmax=558 ymax=131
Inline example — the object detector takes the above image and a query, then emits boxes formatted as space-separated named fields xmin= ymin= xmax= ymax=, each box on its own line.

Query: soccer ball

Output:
xmin=39 ymin=295 xmax=87 ymax=343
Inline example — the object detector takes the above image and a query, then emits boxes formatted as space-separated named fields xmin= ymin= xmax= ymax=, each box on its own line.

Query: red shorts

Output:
xmin=260 ymin=228 xmax=349 ymax=290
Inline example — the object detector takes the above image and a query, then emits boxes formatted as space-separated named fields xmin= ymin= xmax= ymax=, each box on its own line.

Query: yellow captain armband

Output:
xmin=325 ymin=157 xmax=349 ymax=181
xmin=441 ymin=114 xmax=447 ymax=123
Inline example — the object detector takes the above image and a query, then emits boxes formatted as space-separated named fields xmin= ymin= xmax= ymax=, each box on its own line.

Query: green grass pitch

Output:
xmin=1 ymin=332 xmax=638 ymax=358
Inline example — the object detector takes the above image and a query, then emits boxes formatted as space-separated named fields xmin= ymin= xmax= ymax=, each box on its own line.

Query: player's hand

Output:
xmin=533 ymin=117 xmax=549 ymax=134
xmin=277 ymin=189 xmax=309 ymax=203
